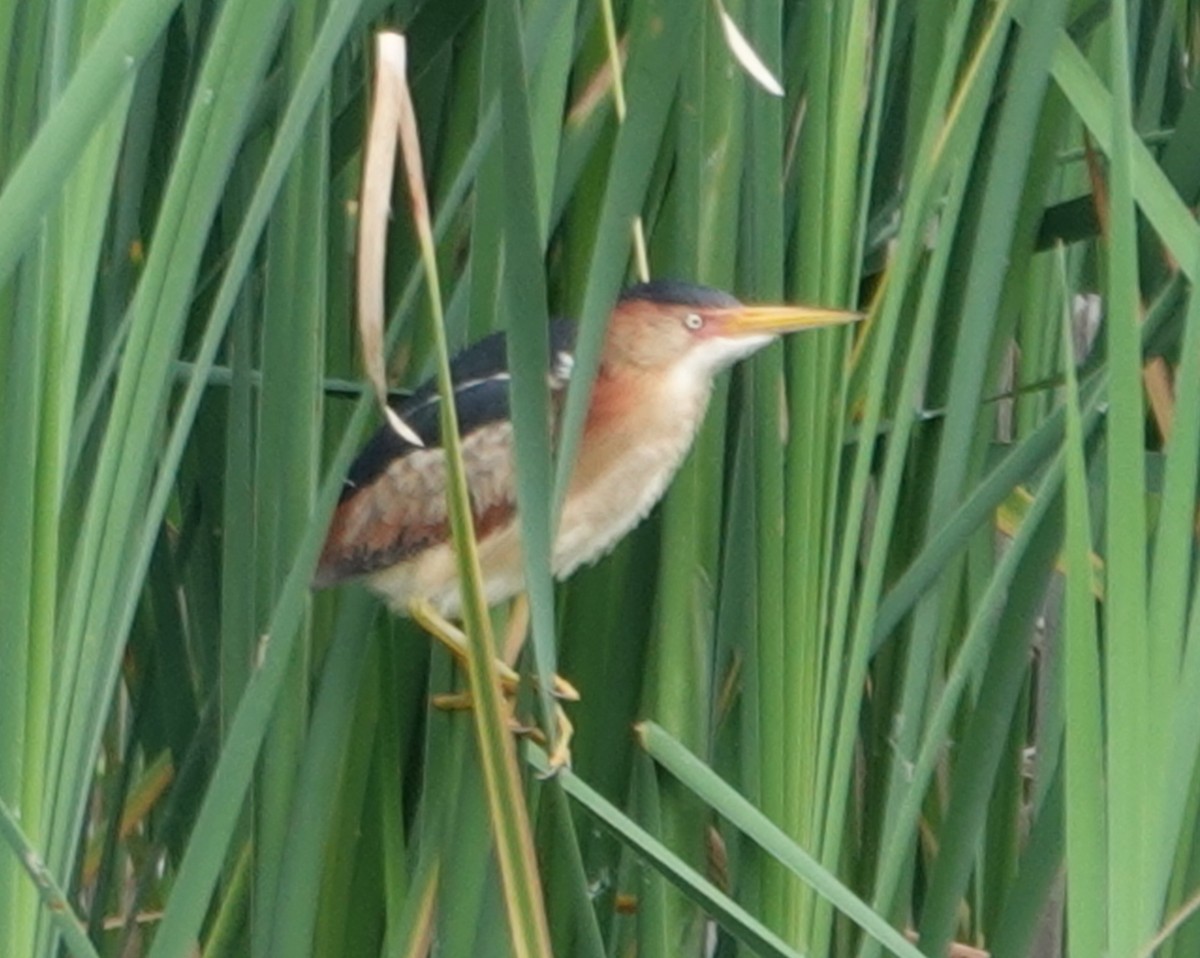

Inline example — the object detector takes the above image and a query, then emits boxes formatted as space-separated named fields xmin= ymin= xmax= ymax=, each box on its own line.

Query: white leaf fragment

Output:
xmin=385 ymin=406 xmax=425 ymax=447
xmin=719 ymin=7 xmax=785 ymax=97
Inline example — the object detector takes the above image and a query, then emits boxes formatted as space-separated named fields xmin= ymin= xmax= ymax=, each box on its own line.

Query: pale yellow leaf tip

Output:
xmin=719 ymin=7 xmax=785 ymax=97
xmin=358 ymin=31 xmax=424 ymax=448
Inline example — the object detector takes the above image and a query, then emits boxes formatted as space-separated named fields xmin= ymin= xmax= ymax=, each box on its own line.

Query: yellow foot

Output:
xmin=429 ymin=690 xmax=572 ymax=768
xmin=501 ymin=702 xmax=574 ymax=774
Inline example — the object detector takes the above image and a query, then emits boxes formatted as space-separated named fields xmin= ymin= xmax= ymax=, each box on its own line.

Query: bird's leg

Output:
xmin=408 ymin=597 xmax=577 ymax=702
xmin=408 ymin=597 xmax=524 ymax=694
xmin=499 ymin=594 xmax=576 ymax=773
xmin=409 ymin=596 xmax=576 ymax=771
xmin=501 ymin=594 xmax=531 ymax=667
xmin=499 ymin=594 xmax=580 ymax=701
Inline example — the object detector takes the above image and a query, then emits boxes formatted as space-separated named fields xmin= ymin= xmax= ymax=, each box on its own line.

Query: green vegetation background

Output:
xmin=2 ymin=0 xmax=1199 ymax=956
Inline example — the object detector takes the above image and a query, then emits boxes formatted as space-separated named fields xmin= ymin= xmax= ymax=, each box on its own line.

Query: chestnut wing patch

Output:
xmin=315 ymin=415 xmax=519 ymax=587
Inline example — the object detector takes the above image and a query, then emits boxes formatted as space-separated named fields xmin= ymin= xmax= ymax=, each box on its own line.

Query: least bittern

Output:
xmin=314 ymin=281 xmax=856 ymax=757
xmin=314 ymin=280 xmax=857 ymax=608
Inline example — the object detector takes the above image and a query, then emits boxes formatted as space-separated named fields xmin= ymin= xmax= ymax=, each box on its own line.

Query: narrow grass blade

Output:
xmin=1103 ymin=5 xmax=1153 ymax=953
xmin=261 ymin=596 xmax=376 ymax=957
xmin=495 ymin=0 xmax=562 ymax=750
xmin=0 ymin=799 xmax=98 ymax=958
xmin=635 ymin=723 xmax=924 ymax=958
xmin=1060 ymin=247 xmax=1107 ymax=958
xmin=380 ymin=854 xmax=439 ymax=958
xmin=914 ymin=496 xmax=1062 ymax=953
xmin=384 ymin=32 xmax=553 ymax=958
xmin=524 ymin=743 xmax=804 ymax=958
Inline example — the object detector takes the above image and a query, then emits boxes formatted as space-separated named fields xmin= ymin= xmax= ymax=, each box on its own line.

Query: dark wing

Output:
xmin=313 ymin=320 xmax=576 ymax=587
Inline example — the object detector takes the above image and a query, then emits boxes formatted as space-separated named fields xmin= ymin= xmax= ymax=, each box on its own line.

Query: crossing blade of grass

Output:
xmin=384 ymin=32 xmax=553 ymax=957
xmin=1047 ymin=28 xmax=1200 ymax=282
xmin=846 ymin=158 xmax=973 ymax=955
xmin=866 ymin=447 xmax=1065 ymax=956
xmin=635 ymin=723 xmax=924 ymax=958
xmin=495 ymin=0 xmax=562 ymax=751
xmin=915 ymin=496 xmax=1063 ymax=954
xmin=540 ymin=781 xmax=607 ymax=958
xmin=0 ymin=798 xmax=98 ymax=958
xmin=988 ymin=772 xmax=1066 ymax=958
xmin=380 ymin=849 xmax=439 ymax=958
xmin=524 ymin=743 xmax=804 ymax=958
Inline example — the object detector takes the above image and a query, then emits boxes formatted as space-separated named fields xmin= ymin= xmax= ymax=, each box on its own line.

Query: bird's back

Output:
xmin=313 ymin=320 xmax=575 ymax=594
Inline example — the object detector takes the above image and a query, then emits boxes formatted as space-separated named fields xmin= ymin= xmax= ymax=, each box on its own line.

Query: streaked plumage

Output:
xmin=315 ymin=281 xmax=856 ymax=615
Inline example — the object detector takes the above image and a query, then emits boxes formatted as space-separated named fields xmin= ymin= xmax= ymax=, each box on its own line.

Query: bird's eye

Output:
xmin=683 ymin=312 xmax=704 ymax=331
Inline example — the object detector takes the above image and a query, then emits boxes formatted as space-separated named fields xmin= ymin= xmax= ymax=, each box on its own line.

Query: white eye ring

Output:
xmin=683 ymin=312 xmax=704 ymax=331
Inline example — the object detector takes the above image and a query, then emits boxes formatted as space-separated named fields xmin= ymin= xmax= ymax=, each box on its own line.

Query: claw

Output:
xmin=552 ymin=674 xmax=581 ymax=702
xmin=540 ymin=707 xmax=574 ymax=776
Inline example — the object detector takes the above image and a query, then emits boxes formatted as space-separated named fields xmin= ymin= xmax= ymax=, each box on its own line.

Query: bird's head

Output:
xmin=604 ymin=281 xmax=860 ymax=382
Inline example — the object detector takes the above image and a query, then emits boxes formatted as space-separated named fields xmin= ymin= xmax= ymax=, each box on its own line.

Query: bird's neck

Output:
xmin=550 ymin=361 xmax=714 ymax=577
xmin=579 ymin=362 xmax=713 ymax=478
